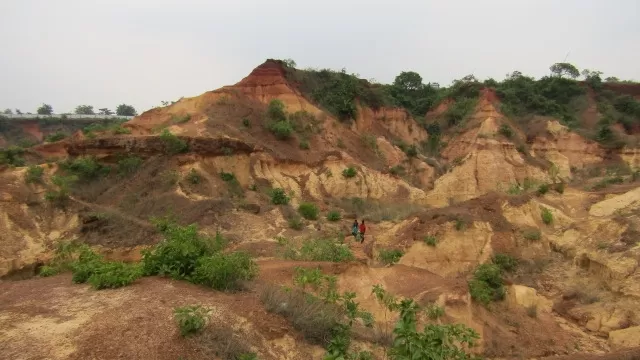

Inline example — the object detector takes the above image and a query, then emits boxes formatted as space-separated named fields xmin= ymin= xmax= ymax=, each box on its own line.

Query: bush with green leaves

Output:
xmin=279 ymin=237 xmax=354 ymax=262
xmin=445 ymin=97 xmax=477 ymax=126
xmin=389 ymin=165 xmax=405 ymax=176
xmin=554 ymin=182 xmax=565 ymax=194
xmin=111 ymin=125 xmax=131 ymax=134
xmin=298 ymin=202 xmax=319 ymax=220
xmin=423 ymin=236 xmax=437 ymax=247
xmin=299 ymin=139 xmax=310 ymax=150
xmin=186 ymin=168 xmax=201 ymax=184
xmin=86 ymin=261 xmax=142 ymax=290
xmin=541 ymin=206 xmax=553 ymax=225
xmin=220 ymin=171 xmax=236 ymax=182
xmin=425 ymin=303 xmax=445 ymax=320
xmin=498 ymin=124 xmax=513 ymax=138
xmin=117 ymin=156 xmax=143 ymax=175
xmin=45 ymin=132 xmax=67 ymax=143
xmin=25 ymin=165 xmax=44 ymax=184
xmin=468 ymin=263 xmax=505 ymax=305
xmin=45 ymin=175 xmax=77 ymax=207
xmin=174 ymin=305 xmax=211 ymax=336
xmin=378 ymin=249 xmax=404 ymax=265
xmin=492 ymin=254 xmax=518 ymax=272
xmin=454 ymin=218 xmax=466 ymax=231
xmin=326 ymin=210 xmax=341 ymax=222
xmin=171 ymin=114 xmax=191 ymax=124
xmin=0 ymin=146 xmax=26 ymax=167
xmin=523 ymin=228 xmax=541 ymax=241
xmin=270 ymin=188 xmax=290 ymax=205
xmin=60 ymin=156 xmax=110 ymax=181
xmin=342 ymin=167 xmax=357 ymax=178
xmin=288 ymin=216 xmax=304 ymax=230
xmin=159 ymin=129 xmax=188 ymax=154
xmin=242 ymin=118 xmax=251 ymax=127
xmin=537 ymin=183 xmax=550 ymax=196
xmin=39 ymin=265 xmax=59 ymax=277
xmin=267 ymin=119 xmax=293 ymax=140
xmin=191 ymin=252 xmax=258 ymax=291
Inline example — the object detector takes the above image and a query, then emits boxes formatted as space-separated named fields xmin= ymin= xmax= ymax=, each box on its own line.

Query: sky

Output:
xmin=1 ymin=0 xmax=639 ymax=114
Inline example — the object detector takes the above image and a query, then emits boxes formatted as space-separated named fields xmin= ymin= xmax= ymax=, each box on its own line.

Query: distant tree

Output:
xmin=75 ymin=105 xmax=95 ymax=115
xmin=283 ymin=58 xmax=297 ymax=68
xmin=582 ymin=69 xmax=603 ymax=80
xmin=550 ymin=62 xmax=580 ymax=79
xmin=98 ymin=108 xmax=113 ymax=115
xmin=15 ymin=109 xmax=22 ymax=115
xmin=3 ymin=109 xmax=12 ymax=115
xmin=116 ymin=104 xmax=137 ymax=116
xmin=605 ymin=76 xmax=620 ymax=83
xmin=506 ymin=71 xmax=523 ymax=80
xmin=37 ymin=104 xmax=53 ymax=115
xmin=161 ymin=101 xmax=170 ymax=107
xmin=394 ymin=71 xmax=423 ymax=92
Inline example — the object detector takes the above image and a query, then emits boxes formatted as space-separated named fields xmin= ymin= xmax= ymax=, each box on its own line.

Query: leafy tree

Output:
xmin=98 ymin=108 xmax=113 ymax=115
xmin=3 ymin=109 xmax=12 ymax=115
xmin=75 ymin=105 xmax=95 ymax=115
xmin=549 ymin=62 xmax=580 ymax=79
xmin=582 ymin=69 xmax=603 ymax=90
xmin=394 ymin=71 xmax=423 ymax=92
xmin=116 ymin=104 xmax=137 ymax=116
xmin=37 ymin=103 xmax=53 ymax=115
xmin=605 ymin=76 xmax=620 ymax=83
xmin=15 ymin=109 xmax=22 ymax=115
xmin=283 ymin=58 xmax=297 ymax=68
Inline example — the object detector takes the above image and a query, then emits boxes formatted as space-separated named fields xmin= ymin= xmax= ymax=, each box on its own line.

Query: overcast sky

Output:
xmin=1 ymin=0 xmax=639 ymax=114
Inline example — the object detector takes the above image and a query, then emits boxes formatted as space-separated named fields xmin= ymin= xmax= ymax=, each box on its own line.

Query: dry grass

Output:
xmin=190 ymin=324 xmax=254 ymax=360
xmin=335 ymin=197 xmax=424 ymax=222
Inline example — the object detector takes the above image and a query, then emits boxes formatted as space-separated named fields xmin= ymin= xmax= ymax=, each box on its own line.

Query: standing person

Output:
xmin=359 ymin=220 xmax=366 ymax=244
xmin=352 ymin=219 xmax=359 ymax=240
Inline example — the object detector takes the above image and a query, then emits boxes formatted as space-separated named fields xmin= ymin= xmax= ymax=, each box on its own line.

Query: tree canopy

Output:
xmin=37 ymin=104 xmax=53 ymax=115
xmin=116 ymin=104 xmax=137 ymax=116
xmin=75 ymin=105 xmax=95 ymax=115
xmin=550 ymin=62 xmax=580 ymax=79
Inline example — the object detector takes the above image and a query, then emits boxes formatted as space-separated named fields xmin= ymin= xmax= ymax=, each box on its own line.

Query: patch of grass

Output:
xmin=293 ymin=267 xmax=325 ymax=290
xmin=591 ymin=176 xmax=624 ymax=190
xmin=298 ymin=202 xmax=319 ymax=220
xmin=454 ymin=218 xmax=466 ymax=231
xmin=60 ymin=156 xmax=110 ymax=181
xmin=45 ymin=132 xmax=67 ymax=143
xmin=171 ymin=114 xmax=191 ymax=124
xmin=220 ymin=171 xmax=236 ymax=182
xmin=378 ymin=249 xmax=404 ymax=265
xmin=299 ymin=139 xmax=310 ymax=150
xmin=536 ymin=184 xmax=550 ymax=196
xmin=191 ymin=252 xmax=258 ymax=291
xmin=279 ymin=237 xmax=354 ymax=262
xmin=361 ymin=133 xmax=378 ymax=151
xmin=498 ymin=124 xmax=513 ymax=138
xmin=116 ymin=156 xmax=143 ymax=176
xmin=326 ymin=210 xmax=341 ymax=222
xmin=242 ymin=117 xmax=251 ymax=128
xmin=507 ymin=183 xmax=523 ymax=195
xmin=159 ymin=129 xmax=188 ymax=154
xmin=24 ymin=165 xmax=44 ymax=184
xmin=597 ymin=241 xmax=609 ymax=250
xmin=541 ymin=207 xmax=553 ymax=225
xmin=288 ymin=216 xmax=304 ymax=230
xmin=468 ymin=263 xmax=505 ymax=305
xmin=186 ymin=168 xmax=201 ymax=184
xmin=492 ymin=254 xmax=518 ymax=272
xmin=192 ymin=325 xmax=256 ymax=360
xmin=342 ymin=167 xmax=357 ymax=178
xmin=425 ymin=303 xmax=445 ymax=320
xmin=39 ymin=265 xmax=59 ymax=277
xmin=270 ymin=188 xmax=290 ymax=205
xmin=522 ymin=228 xmax=541 ymax=241
xmin=423 ymin=236 xmax=437 ymax=247
xmin=162 ymin=170 xmax=179 ymax=187
xmin=174 ymin=305 xmax=211 ymax=337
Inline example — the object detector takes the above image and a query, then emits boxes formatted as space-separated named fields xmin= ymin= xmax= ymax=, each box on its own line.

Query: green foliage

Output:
xmin=298 ymin=202 xmax=319 ymax=220
xmin=536 ymin=183 xmax=550 ymax=196
xmin=25 ymin=165 xmax=44 ymax=184
xmin=60 ymin=156 xmax=110 ymax=181
xmin=45 ymin=132 xmax=67 ymax=142
xmin=288 ymin=216 xmax=304 ymax=230
xmin=591 ymin=176 xmax=624 ymax=190
xmin=492 ymin=254 xmax=518 ymax=272
xmin=279 ymin=237 xmax=354 ymax=262
xmin=270 ymin=188 xmax=290 ymax=205
xmin=37 ymin=103 xmax=53 ymax=115
xmin=267 ymin=99 xmax=287 ymax=121
xmin=87 ymin=262 xmax=142 ymax=290
xmin=242 ymin=117 xmax=251 ymax=127
xmin=186 ymin=168 xmax=201 ymax=184
xmin=423 ymin=236 xmax=437 ymax=247
xmin=117 ymin=156 xmax=143 ymax=175
xmin=499 ymin=124 xmax=513 ymax=138
xmin=75 ymin=105 xmax=95 ymax=115
xmin=293 ymin=267 xmax=325 ymax=290
xmin=378 ymin=249 xmax=404 ymax=265
xmin=174 ymin=305 xmax=211 ymax=336
xmin=541 ymin=207 xmax=553 ymax=225
xmin=299 ymin=139 xmax=310 ymax=150
xmin=326 ymin=210 xmax=341 ymax=222
xmin=550 ymin=62 xmax=580 ymax=79
xmin=469 ymin=263 xmax=505 ymax=305
xmin=116 ymin=104 xmax=137 ymax=116
xmin=523 ymin=229 xmax=541 ymax=241
xmin=171 ymin=114 xmax=191 ymax=124
xmin=389 ymin=165 xmax=405 ymax=176
xmin=220 ymin=171 xmax=236 ymax=182
xmin=111 ymin=125 xmax=131 ymax=134
xmin=267 ymin=119 xmax=294 ymax=140
xmin=39 ymin=265 xmax=59 ymax=277
xmin=404 ymin=144 xmax=418 ymax=157
xmin=554 ymin=182 xmax=565 ymax=194
xmin=342 ymin=167 xmax=357 ymax=178
xmin=445 ymin=97 xmax=477 ymax=126
xmin=454 ymin=218 xmax=466 ymax=231
xmin=425 ymin=303 xmax=445 ymax=320
xmin=191 ymin=252 xmax=258 ymax=291
xmin=45 ymin=175 xmax=77 ymax=207
xmin=159 ymin=129 xmax=188 ymax=154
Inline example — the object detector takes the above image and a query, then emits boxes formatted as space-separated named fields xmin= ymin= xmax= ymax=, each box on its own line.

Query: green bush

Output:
xmin=39 ymin=265 xmax=59 ymax=277
xmin=0 ymin=146 xmax=26 ymax=167
xmin=174 ymin=305 xmax=211 ymax=336
xmin=469 ymin=263 xmax=505 ymax=305
xmin=267 ymin=99 xmax=287 ymax=121
xmin=288 ymin=216 xmax=304 ymax=230
xmin=242 ymin=118 xmax=251 ymax=127
xmin=186 ymin=168 xmax=201 ymax=184
xmin=45 ymin=132 xmax=67 ymax=143
xmin=111 ymin=125 xmax=131 ymax=134
xmin=378 ymin=249 xmax=403 ymax=265
xmin=404 ymin=144 xmax=418 ymax=157
xmin=87 ymin=262 xmax=142 ymax=290
xmin=326 ymin=210 xmax=341 ymax=222
xmin=541 ymin=207 xmax=553 ymax=225
xmin=220 ymin=171 xmax=236 ymax=182
xmin=25 ymin=165 xmax=44 ymax=184
xmin=171 ymin=114 xmax=191 ymax=124
xmin=445 ymin=97 xmax=477 ymax=126
xmin=523 ymin=229 xmax=541 ymax=241
xmin=117 ymin=156 xmax=143 ymax=175
xmin=281 ymin=237 xmax=354 ymax=262
xmin=425 ymin=303 xmax=445 ymax=320
xmin=60 ymin=156 xmax=110 ymax=181
xmin=342 ymin=167 xmax=357 ymax=178
xmin=499 ymin=124 xmax=513 ymax=138
xmin=45 ymin=175 xmax=77 ymax=207
xmin=159 ymin=129 xmax=188 ymax=154
xmin=492 ymin=254 xmax=518 ymax=272
xmin=454 ymin=218 xmax=466 ymax=231
xmin=299 ymin=139 xmax=310 ymax=150
xmin=268 ymin=120 xmax=293 ymax=140
xmin=536 ymin=183 xmax=550 ymax=196
xmin=298 ymin=202 xmax=319 ymax=220
xmin=191 ymin=252 xmax=258 ymax=291
xmin=423 ymin=236 xmax=437 ymax=247
xmin=270 ymin=188 xmax=290 ymax=205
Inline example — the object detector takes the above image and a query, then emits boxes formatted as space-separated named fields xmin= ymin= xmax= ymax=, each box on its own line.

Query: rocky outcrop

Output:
xmin=609 ymin=326 xmax=640 ymax=349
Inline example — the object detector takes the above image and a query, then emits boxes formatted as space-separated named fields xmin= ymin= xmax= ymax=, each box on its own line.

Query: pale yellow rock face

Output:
xmin=375 ymin=137 xmax=406 ymax=168
xmin=506 ymin=285 xmax=553 ymax=313
xmin=589 ymin=186 xmax=640 ymax=217
xmin=609 ymin=326 xmax=640 ymax=349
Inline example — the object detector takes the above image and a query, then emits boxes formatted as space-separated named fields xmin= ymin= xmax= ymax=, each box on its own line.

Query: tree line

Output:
xmin=2 ymin=104 xmax=137 ymax=117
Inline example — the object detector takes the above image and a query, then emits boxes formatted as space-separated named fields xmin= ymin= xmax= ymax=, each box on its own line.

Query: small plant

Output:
xmin=220 ymin=171 xmax=236 ymax=182
xmin=45 ymin=132 xmax=67 ymax=143
xmin=87 ymin=262 xmax=142 ymax=290
xmin=288 ymin=216 xmax=304 ymax=230
xmin=523 ymin=229 xmax=541 ymax=241
xmin=171 ymin=114 xmax=191 ymax=124
xmin=174 ymin=305 xmax=211 ymax=336
xmin=111 ymin=125 xmax=131 ymax=135
xmin=342 ymin=167 xmax=357 ymax=178
xmin=423 ymin=236 xmax=437 ymax=247
xmin=454 ymin=217 xmax=466 ymax=231
xmin=499 ymin=124 xmax=513 ymax=138
xmin=298 ymin=202 xmax=319 ymax=220
xmin=159 ymin=129 xmax=188 ymax=154
xmin=536 ymin=184 xmax=550 ymax=196
xmin=270 ymin=188 xmax=290 ymax=205
xmin=378 ymin=249 xmax=404 ymax=265
xmin=60 ymin=156 xmax=110 ymax=181
xmin=117 ymin=156 xmax=143 ymax=175
xmin=492 ymin=253 xmax=518 ymax=272
xmin=469 ymin=263 xmax=505 ymax=305
xmin=186 ymin=168 xmax=201 ymax=184
xmin=248 ymin=184 xmax=258 ymax=191
xmin=326 ymin=210 xmax=341 ymax=222
xmin=24 ymin=165 xmax=44 ymax=184
xmin=597 ymin=241 xmax=609 ymax=250
xmin=404 ymin=144 xmax=418 ymax=157
xmin=190 ymin=252 xmax=258 ymax=291
xmin=39 ymin=265 xmax=59 ymax=277
xmin=336 ymin=138 xmax=345 ymax=148
xmin=268 ymin=120 xmax=293 ymax=140
xmin=222 ymin=147 xmax=233 ymax=156
xmin=242 ymin=117 xmax=251 ymax=127
xmin=280 ymin=237 xmax=354 ymax=262
xmin=541 ymin=207 xmax=553 ymax=225
xmin=293 ymin=267 xmax=325 ymax=290
xmin=554 ymin=182 xmax=565 ymax=194
xmin=425 ymin=303 xmax=445 ymax=320
xmin=299 ymin=139 xmax=310 ymax=150
xmin=507 ymin=183 xmax=522 ymax=195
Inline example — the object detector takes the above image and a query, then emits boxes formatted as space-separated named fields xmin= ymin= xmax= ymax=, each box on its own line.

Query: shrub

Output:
xmin=342 ymin=167 xmax=357 ymax=178
xmin=45 ymin=175 xmax=77 ymax=207
xmin=425 ymin=303 xmax=445 ymax=320
xmin=298 ymin=202 xmax=319 ymax=220
xmin=492 ymin=254 xmax=518 ymax=272
xmin=87 ymin=262 xmax=142 ymax=290
xmin=541 ymin=207 xmax=553 ymax=225
xmin=378 ymin=249 xmax=404 ymax=265
xmin=242 ymin=118 xmax=251 ymax=127
xmin=60 ymin=156 xmax=110 ymax=181
xmin=499 ymin=124 xmax=513 ymax=138
xmin=405 ymin=144 xmax=418 ymax=157
xmin=469 ymin=263 xmax=505 ymax=305
xmin=186 ymin=168 xmax=201 ymax=184
xmin=288 ymin=216 xmax=304 ymax=230
xmin=267 ymin=99 xmax=286 ymax=122
xmin=192 ymin=326 xmax=256 ymax=359
xmin=270 ymin=188 xmax=290 ymax=205
xmin=25 ymin=165 xmax=44 ymax=184
xmin=45 ymin=132 xmax=67 ymax=142
xmin=454 ymin=218 xmax=466 ymax=231
xmin=191 ymin=252 xmax=258 ymax=291
xmin=159 ymin=129 xmax=188 ymax=154
xmin=0 ymin=146 xmax=26 ymax=167
xmin=326 ymin=210 xmax=341 ymax=222
xmin=39 ymin=265 xmax=58 ymax=277
xmin=445 ymin=97 xmax=477 ymax=126
xmin=174 ymin=305 xmax=211 ymax=336
xmin=117 ymin=156 xmax=143 ymax=175
xmin=526 ymin=305 xmax=538 ymax=318
xmin=299 ymin=139 xmax=310 ymax=150
xmin=281 ymin=237 xmax=354 ymax=262
xmin=523 ymin=229 xmax=541 ymax=241
xmin=536 ymin=184 xmax=550 ymax=196
xmin=268 ymin=120 xmax=293 ymax=140
xmin=111 ymin=125 xmax=131 ymax=134
xmin=423 ymin=236 xmax=437 ymax=247
xmin=220 ymin=171 xmax=235 ymax=182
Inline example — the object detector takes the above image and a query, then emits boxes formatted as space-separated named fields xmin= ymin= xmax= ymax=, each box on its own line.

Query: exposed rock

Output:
xmin=506 ymin=285 xmax=553 ymax=313
xmin=609 ymin=326 xmax=640 ymax=349
xmin=589 ymin=187 xmax=640 ymax=217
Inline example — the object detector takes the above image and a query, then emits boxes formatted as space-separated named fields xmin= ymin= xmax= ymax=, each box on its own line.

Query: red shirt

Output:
xmin=359 ymin=223 xmax=366 ymax=233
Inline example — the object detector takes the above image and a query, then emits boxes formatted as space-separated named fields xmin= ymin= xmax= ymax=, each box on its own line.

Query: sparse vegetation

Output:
xmin=116 ymin=156 xmax=143 ymax=175
xmin=299 ymin=139 xmax=310 ymax=150
xmin=493 ymin=253 xmax=518 ymax=272
xmin=186 ymin=168 xmax=201 ymax=184
xmin=389 ymin=165 xmax=405 ymax=176
xmin=288 ymin=216 xmax=304 ymax=230
xmin=174 ymin=305 xmax=211 ymax=336
xmin=0 ymin=146 xmax=26 ymax=167
xmin=60 ymin=156 xmax=110 ymax=181
xmin=541 ymin=207 xmax=553 ymax=225
xmin=554 ymin=182 xmax=565 ymax=194
xmin=86 ymin=261 xmax=142 ymax=290
xmin=523 ymin=228 xmax=541 ymax=241
xmin=378 ymin=249 xmax=404 ymax=265
xmin=45 ymin=132 xmax=67 ymax=143
xmin=171 ymin=114 xmax=191 ymax=124
xmin=526 ymin=305 xmax=538 ymax=318
xmin=454 ymin=217 xmax=466 ymax=231
xmin=536 ymin=183 xmax=550 ymax=196
xmin=270 ymin=188 xmax=290 ymax=205
xmin=425 ymin=303 xmax=445 ymax=320
xmin=266 ymin=99 xmax=294 ymax=140
xmin=220 ymin=171 xmax=236 ymax=182
xmin=326 ymin=210 xmax=341 ymax=222
xmin=277 ymin=236 xmax=354 ymax=262
xmin=423 ymin=236 xmax=437 ymax=247
xmin=190 ymin=251 xmax=258 ymax=291
xmin=342 ymin=167 xmax=357 ymax=178
xmin=242 ymin=117 xmax=251 ymax=127
xmin=24 ymin=165 xmax=44 ymax=184
xmin=591 ymin=176 xmax=624 ymax=190
xmin=39 ymin=265 xmax=58 ymax=277
xmin=45 ymin=175 xmax=77 ymax=207
xmin=298 ymin=202 xmax=319 ymax=220
xmin=159 ymin=129 xmax=188 ymax=154
xmin=499 ymin=124 xmax=513 ymax=138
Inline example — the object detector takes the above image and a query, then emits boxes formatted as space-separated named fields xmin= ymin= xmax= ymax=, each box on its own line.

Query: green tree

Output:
xmin=98 ymin=108 xmax=113 ymax=115
xmin=37 ymin=103 xmax=53 ymax=115
xmin=116 ymin=104 xmax=137 ymax=116
xmin=605 ymin=76 xmax=619 ymax=83
xmin=550 ymin=62 xmax=580 ymax=79
xmin=267 ymin=99 xmax=286 ymax=121
xmin=283 ymin=58 xmax=297 ymax=68
xmin=393 ymin=71 xmax=423 ymax=92
xmin=75 ymin=105 xmax=95 ymax=115
xmin=3 ymin=109 xmax=12 ymax=115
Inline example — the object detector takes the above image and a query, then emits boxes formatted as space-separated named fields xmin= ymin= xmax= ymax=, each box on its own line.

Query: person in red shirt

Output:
xmin=358 ymin=220 xmax=366 ymax=243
